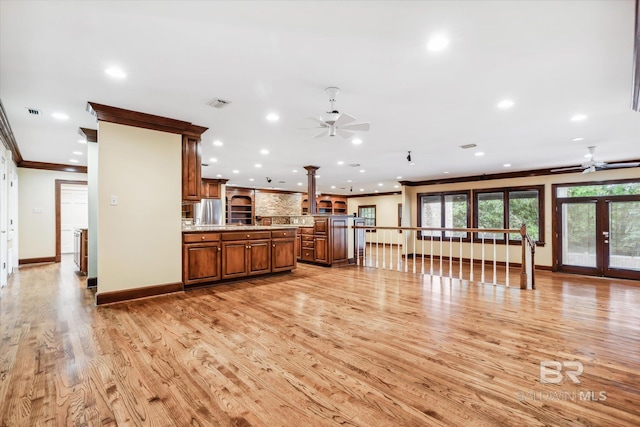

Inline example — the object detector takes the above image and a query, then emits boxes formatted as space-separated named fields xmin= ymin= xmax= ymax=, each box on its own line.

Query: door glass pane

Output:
xmin=562 ymin=203 xmax=596 ymax=267
xmin=609 ymin=201 xmax=640 ymax=271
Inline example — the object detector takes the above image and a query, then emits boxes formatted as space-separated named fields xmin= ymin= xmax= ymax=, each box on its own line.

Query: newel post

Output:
xmin=520 ymin=224 xmax=528 ymax=289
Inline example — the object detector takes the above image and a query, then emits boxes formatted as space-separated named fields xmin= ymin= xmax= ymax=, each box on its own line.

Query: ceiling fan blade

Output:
xmin=312 ymin=129 xmax=328 ymax=139
xmin=336 ymin=128 xmax=354 ymax=139
xmin=334 ymin=112 xmax=356 ymax=127
xmin=307 ymin=117 xmax=329 ymax=127
xmin=550 ymin=166 xmax=584 ymax=172
xmin=582 ymin=166 xmax=595 ymax=174
xmin=340 ymin=122 xmax=370 ymax=132
xmin=601 ymin=162 xmax=640 ymax=169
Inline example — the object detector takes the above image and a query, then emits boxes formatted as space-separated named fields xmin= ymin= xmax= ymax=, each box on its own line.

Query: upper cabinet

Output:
xmin=302 ymin=194 xmax=348 ymax=215
xmin=201 ymin=178 xmax=227 ymax=199
xmin=182 ymin=136 xmax=202 ymax=202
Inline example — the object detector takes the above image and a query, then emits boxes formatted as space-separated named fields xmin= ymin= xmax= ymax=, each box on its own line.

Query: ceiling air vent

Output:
xmin=27 ymin=108 xmax=41 ymax=115
xmin=207 ymin=98 xmax=232 ymax=109
xmin=460 ymin=143 xmax=477 ymax=149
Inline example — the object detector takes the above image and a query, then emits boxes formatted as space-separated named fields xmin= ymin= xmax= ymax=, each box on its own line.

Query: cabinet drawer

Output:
xmin=184 ymin=233 xmax=220 ymax=243
xmin=221 ymin=231 xmax=271 ymax=241
xmin=302 ymin=249 xmax=315 ymax=261
xmin=271 ymin=230 xmax=295 ymax=238
xmin=301 ymin=235 xmax=314 ymax=241
xmin=300 ymin=227 xmax=314 ymax=235
xmin=302 ymin=241 xmax=314 ymax=248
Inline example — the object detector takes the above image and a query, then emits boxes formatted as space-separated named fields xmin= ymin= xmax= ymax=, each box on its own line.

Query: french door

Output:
xmin=557 ymin=197 xmax=640 ymax=280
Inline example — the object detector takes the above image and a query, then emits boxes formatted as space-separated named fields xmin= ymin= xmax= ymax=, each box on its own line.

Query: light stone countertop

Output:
xmin=182 ymin=224 xmax=300 ymax=233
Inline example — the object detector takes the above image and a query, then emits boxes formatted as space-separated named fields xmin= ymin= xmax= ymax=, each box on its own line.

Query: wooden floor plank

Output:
xmin=1 ymin=257 xmax=639 ymax=426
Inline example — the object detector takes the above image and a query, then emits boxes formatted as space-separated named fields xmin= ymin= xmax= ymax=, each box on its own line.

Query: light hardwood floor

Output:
xmin=1 ymin=257 xmax=639 ymax=426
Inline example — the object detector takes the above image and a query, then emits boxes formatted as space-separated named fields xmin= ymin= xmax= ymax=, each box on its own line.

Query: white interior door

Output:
xmin=61 ymin=184 xmax=88 ymax=254
xmin=0 ymin=151 xmax=7 ymax=286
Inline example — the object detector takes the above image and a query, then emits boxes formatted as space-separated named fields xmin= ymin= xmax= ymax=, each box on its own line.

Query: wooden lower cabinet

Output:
xmin=184 ymin=229 xmax=296 ymax=287
xmin=298 ymin=215 xmax=350 ymax=266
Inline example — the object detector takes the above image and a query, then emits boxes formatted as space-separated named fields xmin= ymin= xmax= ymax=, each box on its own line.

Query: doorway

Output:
xmin=55 ymin=179 xmax=88 ymax=262
xmin=554 ymin=181 xmax=640 ymax=280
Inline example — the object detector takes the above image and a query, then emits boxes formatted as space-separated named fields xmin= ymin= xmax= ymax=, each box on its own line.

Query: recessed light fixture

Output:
xmin=213 ymin=140 xmax=223 ymax=146
xmin=378 ymin=183 xmax=383 ymax=187
xmin=497 ymin=99 xmax=514 ymax=109
xmin=359 ymin=169 xmax=365 ymax=173
xmin=409 ymin=162 xmax=416 ymax=166
xmin=352 ymin=138 xmax=362 ymax=145
xmin=337 ymin=161 xmax=344 ymax=165
xmin=249 ymin=178 xmax=255 ymax=181
xmin=394 ymin=185 xmax=400 ymax=188
xmin=72 ymin=151 xmax=83 ymax=155
xmin=254 ymin=164 xmax=262 ymax=168
xmin=426 ymin=34 xmax=450 ymax=52
xmin=316 ymin=175 xmax=321 ymax=178
xmin=572 ymin=137 xmax=584 ymax=142
xmin=69 ymin=159 xmax=79 ymax=163
xmin=292 ymin=169 xmax=298 ymax=173
xmin=359 ymin=188 xmax=365 ymax=192
xmin=347 ymin=179 xmax=352 ymax=183
xmin=216 ymin=174 xmax=222 ymax=178
xmin=52 ymin=112 xmax=68 ymax=121
xmin=571 ymin=114 xmax=587 ymax=122
xmin=105 ymin=66 xmax=126 ymax=79
xmin=331 ymin=185 xmax=336 ymax=189
xmin=266 ymin=113 xmax=279 ymax=122
xmin=475 ymin=152 xmax=485 ymax=157
xmin=232 ymin=169 xmax=239 ymax=174
xmin=209 ymin=157 xmax=218 ymax=163
xmin=78 ymin=139 xmax=87 ymax=144
xmin=297 ymin=182 xmax=303 ymax=186
xmin=503 ymin=163 xmax=511 ymax=167
xmin=260 ymin=149 xmax=269 ymax=155
xmin=396 ymin=176 xmax=402 ymax=179
xmin=444 ymin=171 xmax=450 ymax=174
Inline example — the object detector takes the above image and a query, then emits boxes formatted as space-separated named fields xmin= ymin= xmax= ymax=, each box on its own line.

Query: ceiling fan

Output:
xmin=304 ymin=87 xmax=370 ymax=139
xmin=551 ymin=146 xmax=640 ymax=174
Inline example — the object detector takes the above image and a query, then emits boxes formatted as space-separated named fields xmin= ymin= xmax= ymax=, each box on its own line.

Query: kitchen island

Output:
xmin=182 ymin=225 xmax=297 ymax=288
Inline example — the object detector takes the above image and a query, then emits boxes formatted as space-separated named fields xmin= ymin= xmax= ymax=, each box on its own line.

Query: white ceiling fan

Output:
xmin=551 ymin=146 xmax=640 ymax=174
xmin=305 ymin=87 xmax=370 ymax=139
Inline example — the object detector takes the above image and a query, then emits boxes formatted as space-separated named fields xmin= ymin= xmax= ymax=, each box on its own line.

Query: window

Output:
xmin=474 ymin=186 xmax=543 ymax=242
xmin=417 ymin=192 xmax=470 ymax=239
xmin=358 ymin=205 xmax=376 ymax=228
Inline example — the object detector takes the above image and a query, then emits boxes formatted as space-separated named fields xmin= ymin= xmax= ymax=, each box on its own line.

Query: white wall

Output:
xmin=17 ymin=168 xmax=87 ymax=260
xmin=349 ymin=194 xmax=402 ymax=243
xmin=96 ymin=122 xmax=181 ymax=294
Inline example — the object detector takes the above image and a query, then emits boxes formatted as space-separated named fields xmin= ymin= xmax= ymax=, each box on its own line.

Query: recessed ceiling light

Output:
xmin=249 ymin=178 xmax=255 ymax=181
xmin=266 ymin=113 xmax=279 ymax=122
xmin=331 ymin=185 xmax=336 ymax=189
xmin=52 ymin=112 xmax=68 ymax=120
xmin=105 ymin=66 xmax=126 ymax=79
xmin=213 ymin=140 xmax=223 ymax=146
xmin=360 ymin=188 xmax=365 ymax=192
xmin=378 ymin=183 xmax=383 ymax=186
xmin=72 ymin=151 xmax=83 ymax=155
xmin=409 ymin=162 xmax=416 ymax=166
xmin=69 ymin=159 xmax=79 ymax=163
xmin=216 ymin=174 xmax=222 ymax=178
xmin=359 ymin=169 xmax=365 ymax=173
xmin=316 ymin=175 xmax=321 ymax=178
xmin=260 ymin=149 xmax=269 ymax=155
xmin=497 ymin=99 xmax=514 ymax=109
xmin=209 ymin=157 xmax=218 ymax=163
xmin=292 ymin=169 xmax=298 ymax=173
xmin=572 ymin=137 xmax=584 ymax=141
xmin=78 ymin=139 xmax=87 ymax=144
xmin=571 ymin=114 xmax=587 ymax=122
xmin=426 ymin=34 xmax=449 ymax=52
xmin=503 ymin=163 xmax=511 ymax=167
xmin=394 ymin=185 xmax=399 ymax=188
xmin=347 ymin=179 xmax=352 ymax=183
xmin=232 ymin=170 xmax=239 ymax=174
xmin=396 ymin=176 xmax=402 ymax=179
xmin=254 ymin=164 xmax=262 ymax=168
xmin=475 ymin=152 xmax=485 ymax=157
xmin=297 ymin=182 xmax=303 ymax=186
xmin=337 ymin=161 xmax=344 ymax=165
xmin=444 ymin=171 xmax=450 ymax=174
xmin=352 ymin=138 xmax=362 ymax=145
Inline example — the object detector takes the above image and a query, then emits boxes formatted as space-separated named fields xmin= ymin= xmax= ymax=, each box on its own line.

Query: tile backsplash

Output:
xmin=255 ymin=192 xmax=302 ymax=216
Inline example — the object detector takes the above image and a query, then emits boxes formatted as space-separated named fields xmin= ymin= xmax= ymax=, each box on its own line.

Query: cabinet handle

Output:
xmin=273 ymin=244 xmax=276 ymax=247
xmin=218 ymin=247 xmax=221 ymax=251
xmin=201 ymin=236 xmax=205 ymax=240
xmin=247 ymin=234 xmax=250 ymax=238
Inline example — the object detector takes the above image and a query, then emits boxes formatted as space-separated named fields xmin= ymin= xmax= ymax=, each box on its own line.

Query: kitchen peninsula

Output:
xmin=182 ymin=224 xmax=298 ymax=287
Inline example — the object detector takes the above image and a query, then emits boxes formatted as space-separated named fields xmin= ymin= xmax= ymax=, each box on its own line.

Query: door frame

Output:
xmin=552 ymin=178 xmax=640 ymax=279
xmin=55 ymin=179 xmax=87 ymax=262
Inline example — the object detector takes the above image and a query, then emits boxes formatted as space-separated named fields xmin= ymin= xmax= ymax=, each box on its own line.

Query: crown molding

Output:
xmin=19 ymin=161 xmax=87 ymax=174
xmin=0 ymin=99 xmax=23 ymax=164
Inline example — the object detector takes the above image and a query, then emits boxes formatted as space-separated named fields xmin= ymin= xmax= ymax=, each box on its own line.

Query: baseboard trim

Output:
xmin=87 ymin=277 xmax=98 ymax=288
xmin=96 ymin=282 xmax=183 ymax=305
xmin=19 ymin=257 xmax=56 ymax=265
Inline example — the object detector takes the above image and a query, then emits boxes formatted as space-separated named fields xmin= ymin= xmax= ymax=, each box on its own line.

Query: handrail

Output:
xmin=353 ymin=224 xmax=536 ymax=289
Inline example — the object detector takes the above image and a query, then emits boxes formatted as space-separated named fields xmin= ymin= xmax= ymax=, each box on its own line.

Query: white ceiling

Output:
xmin=1 ymin=1 xmax=639 ymax=195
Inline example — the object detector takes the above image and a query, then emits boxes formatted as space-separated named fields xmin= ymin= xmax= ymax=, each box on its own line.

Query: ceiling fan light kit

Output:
xmin=305 ymin=87 xmax=371 ymax=139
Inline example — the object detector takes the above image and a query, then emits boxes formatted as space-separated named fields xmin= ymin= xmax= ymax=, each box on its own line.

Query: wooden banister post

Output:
xmin=520 ymin=224 xmax=528 ymax=289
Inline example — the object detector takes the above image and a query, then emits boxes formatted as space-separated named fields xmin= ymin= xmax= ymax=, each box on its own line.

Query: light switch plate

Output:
xmin=110 ymin=195 xmax=118 ymax=206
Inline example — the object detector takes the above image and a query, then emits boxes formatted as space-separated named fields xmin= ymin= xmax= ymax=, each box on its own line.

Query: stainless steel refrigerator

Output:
xmin=193 ymin=199 xmax=223 ymax=225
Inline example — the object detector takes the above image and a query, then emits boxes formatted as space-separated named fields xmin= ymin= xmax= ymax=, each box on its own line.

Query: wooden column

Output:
xmin=304 ymin=166 xmax=319 ymax=214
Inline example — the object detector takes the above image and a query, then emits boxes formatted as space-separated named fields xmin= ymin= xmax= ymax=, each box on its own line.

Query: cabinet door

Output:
xmin=182 ymin=136 xmax=201 ymax=201
xmin=330 ymin=217 xmax=348 ymax=264
xmin=183 ymin=243 xmax=221 ymax=284
xmin=314 ymin=236 xmax=329 ymax=264
xmin=314 ymin=217 xmax=328 ymax=234
xmin=222 ymin=241 xmax=248 ymax=279
xmin=248 ymin=239 xmax=271 ymax=275
xmin=272 ymin=238 xmax=296 ymax=272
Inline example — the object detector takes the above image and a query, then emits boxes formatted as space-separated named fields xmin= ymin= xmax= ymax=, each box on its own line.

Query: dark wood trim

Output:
xmin=0 ymin=99 xmax=23 ymax=163
xmin=19 ymin=256 xmax=56 ymax=265
xmin=87 ymin=277 xmax=98 ymax=288
xmin=348 ymin=191 xmax=401 ymax=198
xmin=78 ymin=127 xmax=97 ymax=143
xmin=254 ymin=188 xmax=302 ymax=195
xmin=416 ymin=190 xmax=472 ymax=240
xmin=400 ymin=161 xmax=640 ymax=187
xmin=96 ymin=282 xmax=183 ymax=305
xmin=633 ymin=0 xmax=640 ymax=111
xmin=304 ymin=166 xmax=319 ymax=214
xmin=87 ymin=102 xmax=207 ymax=136
xmin=55 ymin=179 xmax=88 ymax=262
xmin=19 ymin=161 xmax=87 ymax=174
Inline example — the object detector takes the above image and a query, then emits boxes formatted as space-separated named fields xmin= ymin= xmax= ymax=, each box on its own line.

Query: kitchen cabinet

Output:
xmin=201 ymin=179 xmax=223 ymax=198
xmin=298 ymin=215 xmax=350 ymax=266
xmin=300 ymin=227 xmax=315 ymax=261
xmin=182 ymin=233 xmax=221 ymax=286
xmin=226 ymin=188 xmax=254 ymax=225
xmin=301 ymin=194 xmax=348 ymax=215
xmin=182 ymin=135 xmax=202 ymax=202
xmin=271 ymin=230 xmax=297 ymax=272
xmin=221 ymin=231 xmax=271 ymax=279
